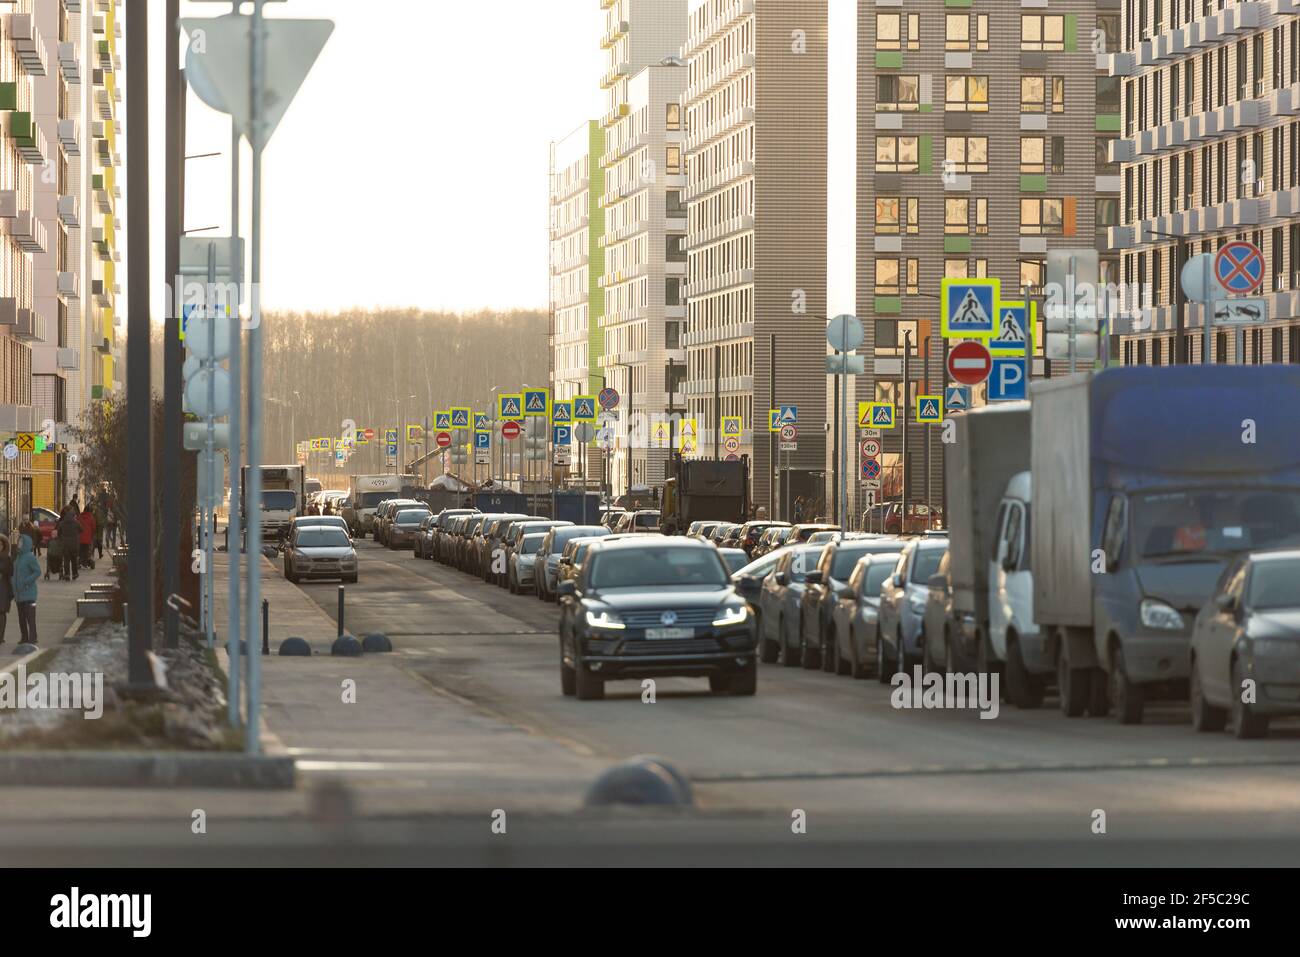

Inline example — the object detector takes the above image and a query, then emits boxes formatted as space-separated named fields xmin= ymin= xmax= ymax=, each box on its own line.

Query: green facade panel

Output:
xmin=874 ymin=296 xmax=902 ymax=314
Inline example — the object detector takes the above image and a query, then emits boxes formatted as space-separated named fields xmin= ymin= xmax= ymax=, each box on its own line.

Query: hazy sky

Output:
xmin=147 ymin=0 xmax=854 ymax=316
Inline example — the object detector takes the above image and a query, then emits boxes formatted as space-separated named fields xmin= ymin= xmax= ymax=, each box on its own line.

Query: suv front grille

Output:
xmin=619 ymin=608 xmax=717 ymax=629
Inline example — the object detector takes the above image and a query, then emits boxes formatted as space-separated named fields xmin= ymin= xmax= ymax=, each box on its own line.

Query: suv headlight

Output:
xmin=1139 ymin=599 xmax=1184 ymax=630
xmin=585 ymin=609 xmax=625 ymax=630
xmin=712 ymin=604 xmax=750 ymax=628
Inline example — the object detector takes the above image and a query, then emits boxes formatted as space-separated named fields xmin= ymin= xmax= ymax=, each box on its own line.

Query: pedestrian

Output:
xmin=106 ymin=501 xmax=119 ymax=550
xmin=44 ymin=534 xmax=58 ymax=581
xmin=19 ymin=519 xmax=40 ymax=558
xmin=78 ymin=503 xmax=97 ymax=571
xmin=93 ymin=496 xmax=107 ymax=559
xmin=13 ymin=533 xmax=39 ymax=646
xmin=0 ymin=538 xmax=13 ymax=645
xmin=57 ymin=505 xmax=80 ymax=581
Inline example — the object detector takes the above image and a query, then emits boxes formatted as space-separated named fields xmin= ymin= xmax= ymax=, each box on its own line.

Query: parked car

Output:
xmin=920 ymin=550 xmax=958 ymax=675
xmin=476 ymin=513 xmax=533 ymax=581
xmin=507 ymin=532 xmax=549 ymax=594
xmin=557 ymin=534 xmax=624 ymax=590
xmin=736 ymin=521 xmax=790 ymax=557
xmin=613 ymin=509 xmax=662 ymax=534
xmin=753 ymin=524 xmax=795 ymax=558
xmin=877 ymin=537 xmax=949 ymax=677
xmin=557 ymin=536 xmax=758 ymax=699
xmin=710 ymin=523 xmax=739 ymax=546
xmin=717 ymin=547 xmax=751 ymax=575
xmin=689 ymin=521 xmax=720 ymax=541
xmin=787 ymin=523 xmax=839 ymax=545
xmin=1189 ymin=549 xmax=1300 ymax=739
xmin=600 ymin=508 xmax=627 ymax=530
xmin=829 ymin=551 xmax=904 ymax=679
xmin=387 ymin=507 xmax=431 ymax=550
xmin=496 ymin=519 xmax=568 ymax=585
xmin=799 ymin=537 xmax=907 ymax=672
xmin=287 ymin=514 xmax=350 ymax=546
xmin=283 ymin=525 xmax=358 ymax=584
xmin=537 ymin=525 xmax=612 ymax=601
xmin=754 ymin=544 xmax=825 ymax=667
xmin=374 ymin=498 xmax=421 ymax=545
xmin=863 ymin=502 xmax=943 ymax=536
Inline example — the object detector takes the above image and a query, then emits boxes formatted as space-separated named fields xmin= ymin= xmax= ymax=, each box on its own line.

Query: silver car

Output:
xmin=536 ymin=525 xmax=611 ymax=600
xmin=507 ymin=532 xmax=548 ymax=594
xmin=756 ymin=544 xmax=824 ymax=667
xmin=283 ymin=525 xmax=358 ymax=584
xmin=877 ymin=537 xmax=949 ymax=675
xmin=829 ymin=551 xmax=902 ymax=680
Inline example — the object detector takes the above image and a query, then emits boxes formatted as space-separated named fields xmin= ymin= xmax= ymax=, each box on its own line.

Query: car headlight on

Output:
xmin=1252 ymin=637 xmax=1300 ymax=657
xmin=1139 ymin=599 xmax=1184 ymax=630
xmin=712 ymin=604 xmax=750 ymax=628
xmin=585 ymin=609 xmax=625 ymax=630
xmin=908 ymin=593 xmax=927 ymax=614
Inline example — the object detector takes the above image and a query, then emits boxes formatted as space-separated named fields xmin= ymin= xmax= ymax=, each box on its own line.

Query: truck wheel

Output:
xmin=1057 ymin=648 xmax=1090 ymax=718
xmin=1110 ymin=648 xmax=1144 ymax=724
xmin=1189 ymin=659 xmax=1227 ymax=732
xmin=1230 ymin=658 xmax=1269 ymax=739
xmin=574 ymin=663 xmax=605 ymax=701
xmin=1005 ymin=637 xmax=1044 ymax=709
xmin=1087 ymin=666 xmax=1111 ymax=717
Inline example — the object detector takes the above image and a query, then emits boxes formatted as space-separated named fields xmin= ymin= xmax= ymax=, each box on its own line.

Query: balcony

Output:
xmin=6 ymin=210 xmax=46 ymax=253
xmin=685 ymin=50 xmax=755 ymax=104
xmin=96 ymin=87 xmax=112 ymax=120
xmin=600 ymin=19 xmax=629 ymax=49
xmin=57 ymin=348 xmax=80 ymax=371
xmin=686 ymin=104 xmax=755 ymax=153
xmin=58 ymin=118 xmax=80 ymax=156
xmin=58 ymin=194 xmax=79 ymax=228
xmin=599 ymin=59 xmax=631 ymax=90
xmin=600 ymin=126 xmax=648 ymax=168
xmin=58 ymin=272 xmax=79 ymax=302
xmin=683 ymin=0 xmax=755 ymax=59
xmin=92 ymin=279 xmax=111 ymax=307
xmin=9 ymin=112 xmax=46 ymax=164
xmin=14 ymin=309 xmax=45 ymax=344
xmin=681 ymin=267 xmax=754 ymax=299
xmin=600 ymin=102 xmax=629 ymax=129
xmin=58 ymin=42 xmax=80 ymax=84
xmin=97 ymin=39 xmax=113 ymax=73
xmin=8 ymin=14 xmax=47 ymax=77
xmin=95 ymin=336 xmax=111 ymax=354
xmin=682 ymin=159 xmax=754 ymax=203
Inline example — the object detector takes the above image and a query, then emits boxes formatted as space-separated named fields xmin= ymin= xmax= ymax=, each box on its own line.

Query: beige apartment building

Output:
xmin=598 ymin=0 xmax=688 ymax=494
xmin=857 ymin=2 xmax=1115 ymax=520
xmin=680 ymin=0 xmax=828 ymax=517
xmin=1110 ymin=0 xmax=1300 ymax=367
xmin=549 ymin=119 xmax=606 ymax=483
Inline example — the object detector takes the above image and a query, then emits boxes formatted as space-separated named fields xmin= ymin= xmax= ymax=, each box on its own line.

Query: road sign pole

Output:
xmin=902 ymin=330 xmax=910 ymax=527
xmin=1203 ymin=250 xmax=1210 ymax=364
xmin=1068 ymin=254 xmax=1077 ymax=376
xmin=769 ymin=334 xmax=775 ymax=520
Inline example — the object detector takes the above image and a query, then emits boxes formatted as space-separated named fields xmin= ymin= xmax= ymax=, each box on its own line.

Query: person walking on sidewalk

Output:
xmin=78 ymin=503 xmax=96 ymax=571
xmin=0 ymin=538 xmax=13 ymax=645
xmin=105 ymin=501 xmax=119 ymax=550
xmin=57 ymin=506 xmax=80 ymax=581
xmin=92 ymin=496 xmax=107 ymax=559
xmin=13 ymin=534 xmax=39 ymax=646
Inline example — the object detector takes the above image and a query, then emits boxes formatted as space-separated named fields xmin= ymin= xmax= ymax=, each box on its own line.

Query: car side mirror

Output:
xmin=560 ymin=557 xmax=572 ymax=566
xmin=735 ymin=575 xmax=760 ymax=599
xmin=838 ymin=586 xmax=855 ymax=600
xmin=1214 ymin=592 xmax=1235 ymax=612
xmin=557 ymin=581 xmax=576 ymax=599
xmin=928 ymin=573 xmax=946 ymax=588
xmin=774 ymin=571 xmax=787 ymax=586
xmin=806 ymin=570 xmax=823 ymax=585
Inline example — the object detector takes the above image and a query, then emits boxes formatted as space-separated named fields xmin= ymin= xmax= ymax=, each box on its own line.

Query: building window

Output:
xmin=876 ymin=197 xmax=900 ymax=234
xmin=907 ymin=13 xmax=920 ymax=50
xmin=876 ymin=136 xmax=920 ymax=172
xmin=945 ymin=197 xmax=969 ymax=234
xmin=1021 ymin=136 xmax=1045 ymax=173
xmin=975 ymin=197 xmax=988 ymax=235
xmin=1096 ymin=197 xmax=1119 ymax=228
xmin=1019 ymin=195 xmax=1064 ymax=233
xmin=877 ymin=75 xmax=920 ymax=111
xmin=905 ymin=197 xmax=919 ymax=234
xmin=874 ymin=321 xmax=920 ymax=358
xmin=875 ymin=259 xmax=901 ymax=295
xmin=945 ymin=13 xmax=969 ymax=51
xmin=945 ymin=135 xmax=988 ymax=173
xmin=906 ymin=258 xmax=919 ymax=294
xmin=876 ymin=13 xmax=901 ymax=50
xmin=1097 ymin=75 xmax=1121 ymax=113
xmin=945 ymin=75 xmax=989 ymax=112
xmin=977 ymin=14 xmax=989 ymax=51
xmin=1021 ymin=14 xmax=1065 ymax=52
xmin=1050 ymin=136 xmax=1065 ymax=174
xmin=945 ymin=259 xmax=969 ymax=279
xmin=666 ymin=102 xmax=680 ymax=131
xmin=1096 ymin=136 xmax=1119 ymax=174
xmin=1022 ymin=75 xmax=1066 ymax=113
xmin=666 ymin=144 xmax=681 ymax=175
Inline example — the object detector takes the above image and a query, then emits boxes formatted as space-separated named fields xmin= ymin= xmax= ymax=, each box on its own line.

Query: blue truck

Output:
xmin=1030 ymin=366 xmax=1300 ymax=722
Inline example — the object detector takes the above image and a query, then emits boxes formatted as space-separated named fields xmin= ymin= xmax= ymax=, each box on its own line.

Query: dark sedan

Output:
xmin=557 ymin=537 xmax=758 ymax=700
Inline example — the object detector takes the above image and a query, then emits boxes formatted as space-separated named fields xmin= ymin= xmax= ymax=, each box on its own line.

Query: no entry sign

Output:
xmin=435 ymin=431 xmax=452 ymax=448
xmin=947 ymin=340 xmax=992 ymax=385
xmin=501 ymin=421 xmax=521 ymax=440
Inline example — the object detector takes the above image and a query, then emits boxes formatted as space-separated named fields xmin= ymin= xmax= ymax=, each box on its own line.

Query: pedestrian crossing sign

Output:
xmin=769 ymin=409 xmax=781 ymax=432
xmin=451 ymin=407 xmax=471 ymax=429
xmin=474 ymin=412 xmax=490 ymax=431
xmin=573 ymin=395 xmax=597 ymax=421
xmin=356 ymin=430 xmax=369 ymax=445
xmin=406 ymin=425 xmax=423 ymax=442
xmin=916 ymin=395 xmax=943 ymax=423
xmin=552 ymin=401 xmax=572 ymax=424
xmin=990 ymin=300 xmax=1034 ymax=355
xmin=498 ymin=394 xmax=522 ymax=419
xmin=940 ymin=277 xmax=1000 ymax=339
xmin=434 ymin=411 xmax=452 ymax=430
xmin=859 ymin=402 xmax=895 ymax=429
xmin=524 ymin=388 xmax=549 ymax=417
xmin=721 ymin=415 xmax=742 ymax=437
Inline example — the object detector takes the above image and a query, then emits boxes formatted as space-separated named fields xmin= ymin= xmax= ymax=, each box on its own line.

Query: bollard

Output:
xmin=261 ymin=598 xmax=270 ymax=656
xmin=337 ymin=584 xmax=345 ymax=639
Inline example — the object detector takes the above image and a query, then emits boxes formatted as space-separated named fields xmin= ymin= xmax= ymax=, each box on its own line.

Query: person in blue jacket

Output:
xmin=13 ymin=533 xmax=40 ymax=646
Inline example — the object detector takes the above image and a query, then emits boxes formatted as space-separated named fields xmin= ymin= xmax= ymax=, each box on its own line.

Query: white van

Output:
xmin=988 ymin=470 xmax=1050 ymax=708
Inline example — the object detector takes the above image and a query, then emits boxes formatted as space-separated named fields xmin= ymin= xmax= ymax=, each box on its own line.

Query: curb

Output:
xmin=0 ymin=751 xmax=297 ymax=789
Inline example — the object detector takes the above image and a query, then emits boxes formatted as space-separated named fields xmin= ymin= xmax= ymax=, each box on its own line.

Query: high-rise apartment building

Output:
xmin=598 ymin=0 xmax=688 ymax=494
xmin=1109 ymin=0 xmax=1300 ymax=367
xmin=856 ymin=2 xmax=1113 ymax=518
xmin=680 ymin=0 xmax=828 ymax=515
xmin=549 ymin=121 xmax=605 ymax=404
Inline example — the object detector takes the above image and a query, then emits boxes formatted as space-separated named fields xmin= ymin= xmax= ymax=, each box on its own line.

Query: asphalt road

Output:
xmin=279 ymin=537 xmax=1300 ymax=855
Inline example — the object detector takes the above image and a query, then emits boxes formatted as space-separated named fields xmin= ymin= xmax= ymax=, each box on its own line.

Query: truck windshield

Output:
xmin=262 ymin=491 xmax=296 ymax=511
xmin=358 ymin=491 xmax=394 ymax=508
xmin=1134 ymin=489 xmax=1300 ymax=558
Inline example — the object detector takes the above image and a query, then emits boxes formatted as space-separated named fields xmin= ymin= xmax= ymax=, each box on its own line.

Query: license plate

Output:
xmin=645 ymin=627 xmax=695 ymax=640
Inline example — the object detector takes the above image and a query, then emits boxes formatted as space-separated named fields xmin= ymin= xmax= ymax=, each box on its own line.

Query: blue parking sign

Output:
xmin=474 ymin=431 xmax=490 ymax=450
xmin=987 ymin=356 xmax=1027 ymax=401
xmin=553 ymin=425 xmax=571 ymax=446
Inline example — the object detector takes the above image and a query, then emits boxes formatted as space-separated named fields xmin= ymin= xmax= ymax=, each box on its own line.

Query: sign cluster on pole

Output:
xmin=939 ymin=276 xmax=1030 ymax=400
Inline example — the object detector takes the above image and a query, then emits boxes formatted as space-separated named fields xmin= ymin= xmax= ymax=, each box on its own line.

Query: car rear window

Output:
xmin=634 ymin=513 xmax=660 ymax=528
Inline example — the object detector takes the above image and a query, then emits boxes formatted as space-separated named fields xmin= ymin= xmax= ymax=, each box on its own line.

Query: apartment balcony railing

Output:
xmin=685 ymin=51 xmax=754 ymax=105
xmin=600 ymin=59 xmax=631 ymax=91
xmin=14 ymin=309 xmax=46 ymax=344
xmin=58 ymin=41 xmax=80 ymax=84
xmin=683 ymin=0 xmax=755 ymax=59
xmin=601 ymin=215 xmax=648 ymax=248
xmin=97 ymin=39 xmax=113 ymax=73
xmin=8 ymin=14 xmax=48 ymax=77
xmin=9 ymin=112 xmax=46 ymax=164
xmin=686 ymin=105 xmax=754 ymax=153
xmin=600 ymin=19 xmax=629 ymax=50
xmin=681 ymin=267 xmax=753 ymax=299
xmin=548 ymin=212 xmax=589 ymax=240
xmin=58 ymin=118 xmax=80 ymax=156
xmin=6 ymin=210 xmax=47 ymax=254
xmin=682 ymin=159 xmax=754 ymax=203
xmin=58 ymin=194 xmax=79 ymax=228
xmin=58 ymin=271 xmax=79 ymax=302
xmin=600 ymin=126 xmax=648 ymax=168
xmin=600 ymin=102 xmax=629 ymax=129
xmin=685 ymin=213 xmax=753 ymax=250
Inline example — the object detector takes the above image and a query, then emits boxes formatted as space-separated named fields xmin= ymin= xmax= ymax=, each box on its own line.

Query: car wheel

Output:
xmin=560 ymin=641 xmax=576 ymax=697
xmin=1189 ymin=657 xmax=1227 ymax=733
xmin=1005 ymin=637 xmax=1045 ymax=709
xmin=728 ymin=661 xmax=758 ymax=696
xmin=850 ymin=628 xmax=869 ymax=680
xmin=800 ymin=620 xmax=820 ymax=670
xmin=1109 ymin=647 xmax=1144 ymax=724
xmin=781 ymin=617 xmax=801 ymax=668
xmin=1057 ymin=644 xmax=1090 ymax=718
xmin=574 ymin=662 xmax=605 ymax=701
xmin=875 ymin=632 xmax=891 ymax=684
xmin=922 ymin=630 xmax=940 ymax=676
xmin=345 ymin=574 xmax=358 ymax=584
xmin=833 ymin=628 xmax=850 ymax=676
xmin=1230 ymin=657 xmax=1269 ymax=739
xmin=894 ymin=628 xmax=910 ymax=678
xmin=759 ymin=629 xmax=780 ymax=664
